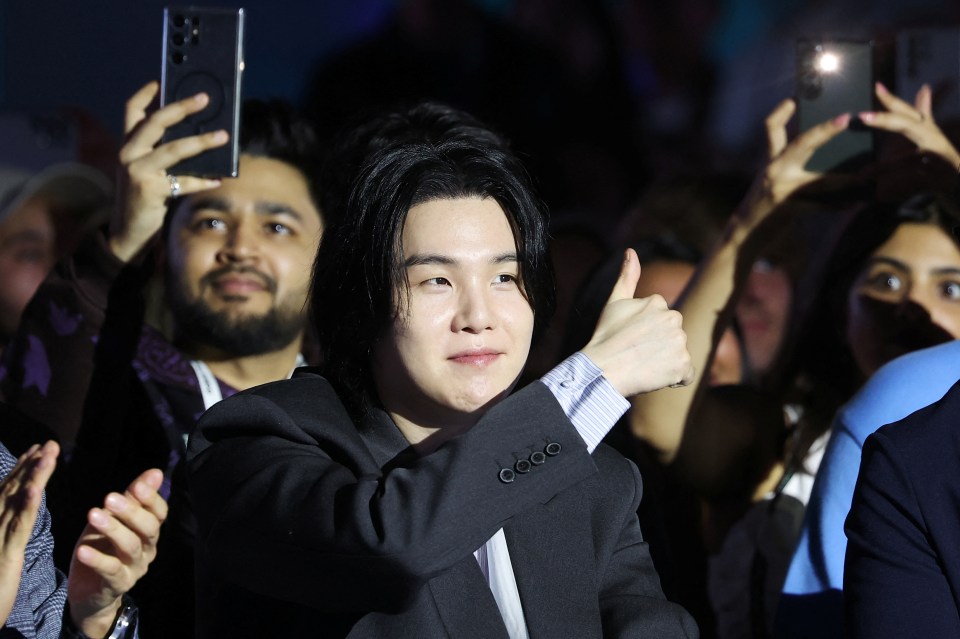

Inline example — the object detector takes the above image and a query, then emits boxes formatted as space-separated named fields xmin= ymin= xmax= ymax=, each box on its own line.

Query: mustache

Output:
xmin=200 ymin=265 xmax=277 ymax=294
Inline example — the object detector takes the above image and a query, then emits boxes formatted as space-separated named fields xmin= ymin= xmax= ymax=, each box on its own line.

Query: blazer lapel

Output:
xmin=428 ymin=554 xmax=510 ymax=639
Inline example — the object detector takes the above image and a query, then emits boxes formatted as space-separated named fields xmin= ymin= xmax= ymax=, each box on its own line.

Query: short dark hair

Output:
xmin=237 ymin=99 xmax=324 ymax=219
xmin=163 ymin=99 xmax=325 ymax=241
xmin=311 ymin=102 xmax=556 ymax=414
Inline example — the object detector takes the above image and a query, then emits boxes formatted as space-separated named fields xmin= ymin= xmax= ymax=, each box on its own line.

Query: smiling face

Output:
xmin=847 ymin=221 xmax=960 ymax=377
xmin=165 ymin=154 xmax=323 ymax=356
xmin=371 ymin=197 xmax=534 ymax=446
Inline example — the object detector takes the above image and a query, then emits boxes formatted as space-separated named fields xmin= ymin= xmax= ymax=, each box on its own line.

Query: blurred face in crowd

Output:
xmin=165 ymin=154 xmax=323 ymax=357
xmin=635 ymin=260 xmax=742 ymax=386
xmin=736 ymin=258 xmax=792 ymax=377
xmin=0 ymin=196 xmax=57 ymax=342
xmin=372 ymin=197 xmax=534 ymax=443
xmin=847 ymin=221 xmax=960 ymax=377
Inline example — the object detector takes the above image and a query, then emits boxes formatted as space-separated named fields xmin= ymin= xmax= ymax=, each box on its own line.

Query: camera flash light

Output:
xmin=816 ymin=52 xmax=840 ymax=73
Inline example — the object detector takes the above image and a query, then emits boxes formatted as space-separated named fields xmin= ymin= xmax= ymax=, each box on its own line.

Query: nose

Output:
xmin=452 ymin=282 xmax=495 ymax=334
xmin=216 ymin=221 xmax=260 ymax=264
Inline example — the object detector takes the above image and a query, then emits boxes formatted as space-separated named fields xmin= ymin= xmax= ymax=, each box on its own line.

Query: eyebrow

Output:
xmin=404 ymin=252 xmax=519 ymax=268
xmin=867 ymin=256 xmax=960 ymax=277
xmin=187 ymin=197 xmax=305 ymax=222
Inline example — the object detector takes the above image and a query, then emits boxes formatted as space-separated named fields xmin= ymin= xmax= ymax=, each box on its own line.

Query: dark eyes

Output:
xmin=864 ymin=272 xmax=903 ymax=293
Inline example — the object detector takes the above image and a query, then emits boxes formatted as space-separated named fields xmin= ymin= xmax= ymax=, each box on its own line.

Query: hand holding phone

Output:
xmin=796 ymin=39 xmax=875 ymax=173
xmin=161 ymin=6 xmax=245 ymax=178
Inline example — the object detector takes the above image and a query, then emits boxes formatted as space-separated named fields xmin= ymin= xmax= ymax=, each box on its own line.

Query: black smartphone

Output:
xmin=897 ymin=27 xmax=960 ymax=123
xmin=796 ymin=39 xmax=875 ymax=173
xmin=161 ymin=6 xmax=245 ymax=178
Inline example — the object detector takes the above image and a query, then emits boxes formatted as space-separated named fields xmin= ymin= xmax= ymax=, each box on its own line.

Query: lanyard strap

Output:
xmin=190 ymin=360 xmax=223 ymax=411
xmin=190 ymin=354 xmax=307 ymax=411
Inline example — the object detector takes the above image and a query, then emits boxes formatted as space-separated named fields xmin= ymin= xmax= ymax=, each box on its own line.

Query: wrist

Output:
xmin=71 ymin=597 xmax=122 ymax=638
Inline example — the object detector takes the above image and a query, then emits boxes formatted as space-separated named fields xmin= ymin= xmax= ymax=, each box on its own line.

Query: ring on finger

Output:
xmin=167 ymin=174 xmax=182 ymax=199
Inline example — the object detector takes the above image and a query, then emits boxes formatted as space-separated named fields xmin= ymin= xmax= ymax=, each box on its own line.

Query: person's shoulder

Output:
xmin=870 ymin=378 xmax=960 ymax=465
xmin=839 ymin=341 xmax=960 ymax=440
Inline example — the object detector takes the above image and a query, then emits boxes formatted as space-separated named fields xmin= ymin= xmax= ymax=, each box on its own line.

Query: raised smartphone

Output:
xmin=161 ymin=6 xmax=245 ymax=178
xmin=796 ymin=39 xmax=874 ymax=173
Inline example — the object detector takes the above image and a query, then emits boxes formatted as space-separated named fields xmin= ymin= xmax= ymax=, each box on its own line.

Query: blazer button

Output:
xmin=515 ymin=459 xmax=532 ymax=474
xmin=499 ymin=468 xmax=516 ymax=484
xmin=530 ymin=451 xmax=546 ymax=466
xmin=545 ymin=442 xmax=562 ymax=456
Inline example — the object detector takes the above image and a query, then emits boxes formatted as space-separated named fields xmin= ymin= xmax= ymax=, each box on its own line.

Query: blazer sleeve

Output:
xmin=843 ymin=429 xmax=960 ymax=638
xmin=597 ymin=452 xmax=699 ymax=638
xmin=188 ymin=375 xmax=601 ymax=613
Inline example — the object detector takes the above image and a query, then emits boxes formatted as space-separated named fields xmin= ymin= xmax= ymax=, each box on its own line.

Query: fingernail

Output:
xmin=876 ymin=82 xmax=888 ymax=95
xmin=212 ymin=130 xmax=228 ymax=142
xmin=105 ymin=493 xmax=128 ymax=513
xmin=89 ymin=508 xmax=109 ymax=527
xmin=194 ymin=92 xmax=209 ymax=104
xmin=859 ymin=111 xmax=876 ymax=123
xmin=833 ymin=113 xmax=851 ymax=128
xmin=206 ymin=179 xmax=222 ymax=187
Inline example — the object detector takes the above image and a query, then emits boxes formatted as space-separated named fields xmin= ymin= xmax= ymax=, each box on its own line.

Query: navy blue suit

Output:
xmin=844 ymin=379 xmax=960 ymax=637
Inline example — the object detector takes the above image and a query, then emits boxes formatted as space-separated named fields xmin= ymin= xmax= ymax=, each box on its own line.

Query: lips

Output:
xmin=212 ymin=276 xmax=267 ymax=295
xmin=448 ymin=348 xmax=502 ymax=366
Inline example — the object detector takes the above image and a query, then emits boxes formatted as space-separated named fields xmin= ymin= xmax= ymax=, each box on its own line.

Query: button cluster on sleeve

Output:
xmin=498 ymin=442 xmax=563 ymax=483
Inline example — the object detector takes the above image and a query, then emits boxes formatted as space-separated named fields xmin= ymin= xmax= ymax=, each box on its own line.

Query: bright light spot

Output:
xmin=239 ymin=61 xmax=245 ymax=72
xmin=817 ymin=52 xmax=840 ymax=73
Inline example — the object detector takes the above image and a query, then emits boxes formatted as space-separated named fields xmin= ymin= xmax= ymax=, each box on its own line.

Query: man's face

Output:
xmin=166 ymin=154 xmax=323 ymax=356
xmin=372 ymin=197 xmax=535 ymax=431
xmin=0 ymin=196 xmax=57 ymax=341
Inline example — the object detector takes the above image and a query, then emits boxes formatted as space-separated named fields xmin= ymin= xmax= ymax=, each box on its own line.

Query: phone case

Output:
xmin=796 ymin=39 xmax=874 ymax=173
xmin=161 ymin=6 xmax=244 ymax=178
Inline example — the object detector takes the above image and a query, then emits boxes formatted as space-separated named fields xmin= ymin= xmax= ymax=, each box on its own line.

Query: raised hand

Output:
xmin=67 ymin=468 xmax=167 ymax=638
xmin=0 ymin=441 xmax=59 ymax=628
xmin=733 ymin=99 xmax=855 ymax=233
xmin=582 ymin=249 xmax=694 ymax=397
xmin=860 ymin=82 xmax=960 ymax=169
xmin=109 ymin=81 xmax=228 ymax=262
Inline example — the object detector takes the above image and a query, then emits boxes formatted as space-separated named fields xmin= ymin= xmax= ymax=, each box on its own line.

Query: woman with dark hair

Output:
xmin=188 ymin=102 xmax=698 ymax=638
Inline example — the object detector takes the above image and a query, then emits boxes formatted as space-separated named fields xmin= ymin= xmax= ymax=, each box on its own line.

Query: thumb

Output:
xmin=605 ymin=248 xmax=641 ymax=304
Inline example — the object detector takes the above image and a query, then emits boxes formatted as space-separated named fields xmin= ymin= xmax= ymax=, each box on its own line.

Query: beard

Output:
xmin=167 ymin=266 xmax=304 ymax=357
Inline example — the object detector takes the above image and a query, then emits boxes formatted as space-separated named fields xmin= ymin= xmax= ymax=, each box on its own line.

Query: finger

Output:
xmin=105 ymin=492 xmax=164 ymax=548
xmin=605 ymin=249 xmax=642 ymax=304
xmin=779 ymin=112 xmax=851 ymax=168
xmin=124 ymin=81 xmax=160 ymax=136
xmin=120 ymin=92 xmax=211 ymax=164
xmin=765 ymin=99 xmax=796 ymax=158
xmin=676 ymin=363 xmax=696 ymax=387
xmin=125 ymin=470 xmax=168 ymax=524
xmin=86 ymin=507 xmax=143 ymax=565
xmin=73 ymin=543 xmax=126 ymax=590
xmin=915 ymin=83 xmax=933 ymax=120
xmin=875 ymin=82 xmax=922 ymax=121
xmin=128 ymin=129 xmax=228 ymax=175
xmin=858 ymin=111 xmax=932 ymax=144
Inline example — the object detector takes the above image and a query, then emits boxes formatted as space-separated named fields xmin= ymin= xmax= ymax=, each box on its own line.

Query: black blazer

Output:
xmin=844 ymin=379 xmax=960 ymax=638
xmin=187 ymin=369 xmax=697 ymax=638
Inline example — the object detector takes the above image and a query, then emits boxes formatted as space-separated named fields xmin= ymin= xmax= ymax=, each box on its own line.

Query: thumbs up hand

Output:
xmin=581 ymin=249 xmax=694 ymax=397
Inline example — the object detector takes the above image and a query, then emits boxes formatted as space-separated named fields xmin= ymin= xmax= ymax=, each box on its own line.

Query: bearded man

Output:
xmin=0 ymin=82 xmax=325 ymax=637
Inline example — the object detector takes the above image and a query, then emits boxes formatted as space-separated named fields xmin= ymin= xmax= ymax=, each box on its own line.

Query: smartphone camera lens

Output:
xmin=173 ymin=14 xmax=186 ymax=27
xmin=172 ymin=33 xmax=185 ymax=46
xmin=171 ymin=51 xmax=187 ymax=65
